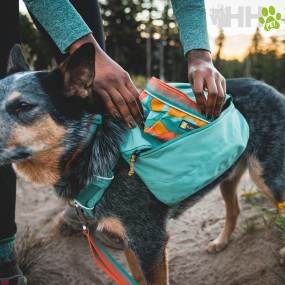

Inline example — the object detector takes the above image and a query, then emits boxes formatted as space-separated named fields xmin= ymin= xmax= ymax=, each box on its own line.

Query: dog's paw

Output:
xmin=206 ymin=238 xmax=229 ymax=253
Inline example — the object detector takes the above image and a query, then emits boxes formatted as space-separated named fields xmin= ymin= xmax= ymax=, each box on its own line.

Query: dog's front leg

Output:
xmin=126 ymin=230 xmax=169 ymax=285
xmin=124 ymin=247 xmax=147 ymax=285
xmin=147 ymin=243 xmax=169 ymax=285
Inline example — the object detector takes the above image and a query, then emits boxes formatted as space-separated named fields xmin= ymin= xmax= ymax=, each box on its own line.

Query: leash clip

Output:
xmin=74 ymin=202 xmax=88 ymax=232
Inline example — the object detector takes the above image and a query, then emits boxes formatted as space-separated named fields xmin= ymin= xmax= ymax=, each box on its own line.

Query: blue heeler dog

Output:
xmin=0 ymin=44 xmax=284 ymax=285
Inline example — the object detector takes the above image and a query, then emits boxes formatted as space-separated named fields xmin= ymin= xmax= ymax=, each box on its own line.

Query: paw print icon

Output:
xmin=259 ymin=6 xmax=281 ymax=31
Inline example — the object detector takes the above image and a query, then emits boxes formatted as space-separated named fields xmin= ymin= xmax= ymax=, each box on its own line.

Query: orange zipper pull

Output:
xmin=128 ymin=150 xmax=141 ymax=176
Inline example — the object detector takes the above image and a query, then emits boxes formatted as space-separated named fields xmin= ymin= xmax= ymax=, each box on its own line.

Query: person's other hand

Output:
xmin=69 ymin=34 xmax=144 ymax=129
xmin=187 ymin=50 xmax=226 ymax=119
xmin=93 ymin=48 xmax=144 ymax=129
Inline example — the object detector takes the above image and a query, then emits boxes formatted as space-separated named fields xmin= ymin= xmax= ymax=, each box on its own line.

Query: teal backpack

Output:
xmin=120 ymin=78 xmax=249 ymax=205
xmin=75 ymin=78 xmax=249 ymax=214
xmin=74 ymin=78 xmax=249 ymax=285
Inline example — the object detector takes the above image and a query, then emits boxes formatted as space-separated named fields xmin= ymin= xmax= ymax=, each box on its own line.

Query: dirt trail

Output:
xmin=15 ymin=172 xmax=285 ymax=285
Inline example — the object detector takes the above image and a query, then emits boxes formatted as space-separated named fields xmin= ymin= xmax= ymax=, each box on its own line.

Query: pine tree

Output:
xmin=100 ymin=0 xmax=148 ymax=75
xmin=19 ymin=13 xmax=53 ymax=70
xmin=215 ymin=28 xmax=225 ymax=69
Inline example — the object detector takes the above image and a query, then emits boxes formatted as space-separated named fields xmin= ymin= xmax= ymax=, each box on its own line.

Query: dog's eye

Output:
xmin=15 ymin=102 xmax=35 ymax=113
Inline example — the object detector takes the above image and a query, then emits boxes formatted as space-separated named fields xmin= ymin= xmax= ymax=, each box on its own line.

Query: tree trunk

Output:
xmin=146 ymin=29 xmax=152 ymax=80
xmin=159 ymin=39 xmax=165 ymax=81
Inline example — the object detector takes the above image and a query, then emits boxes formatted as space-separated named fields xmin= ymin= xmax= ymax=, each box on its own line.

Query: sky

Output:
xmin=205 ymin=0 xmax=285 ymax=59
xmin=19 ymin=0 xmax=285 ymax=60
xmin=205 ymin=0 xmax=284 ymax=36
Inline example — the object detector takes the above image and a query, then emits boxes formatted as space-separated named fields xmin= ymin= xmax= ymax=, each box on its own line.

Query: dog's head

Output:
xmin=0 ymin=43 xmax=106 ymax=185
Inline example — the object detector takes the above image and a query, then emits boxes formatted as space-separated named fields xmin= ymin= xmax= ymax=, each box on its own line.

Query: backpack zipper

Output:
xmin=128 ymin=150 xmax=141 ymax=176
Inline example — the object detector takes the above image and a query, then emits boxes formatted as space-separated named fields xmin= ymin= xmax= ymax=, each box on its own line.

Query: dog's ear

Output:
xmin=58 ymin=43 xmax=95 ymax=99
xmin=7 ymin=44 xmax=30 ymax=75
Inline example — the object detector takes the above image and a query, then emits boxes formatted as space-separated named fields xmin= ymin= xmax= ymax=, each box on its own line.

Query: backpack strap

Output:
xmin=74 ymin=172 xmax=114 ymax=218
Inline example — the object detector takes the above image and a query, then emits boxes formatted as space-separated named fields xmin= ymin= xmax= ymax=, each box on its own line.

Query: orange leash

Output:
xmin=83 ymin=227 xmax=137 ymax=285
xmin=75 ymin=206 xmax=137 ymax=285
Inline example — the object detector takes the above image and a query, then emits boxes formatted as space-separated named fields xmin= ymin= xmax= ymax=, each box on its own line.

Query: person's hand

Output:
xmin=69 ymin=34 xmax=144 ymax=129
xmin=187 ymin=50 xmax=226 ymax=119
xmin=93 ymin=48 xmax=144 ymax=128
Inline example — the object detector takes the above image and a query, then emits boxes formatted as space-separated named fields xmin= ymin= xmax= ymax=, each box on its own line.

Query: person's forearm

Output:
xmin=171 ymin=0 xmax=210 ymax=55
xmin=23 ymin=0 xmax=91 ymax=53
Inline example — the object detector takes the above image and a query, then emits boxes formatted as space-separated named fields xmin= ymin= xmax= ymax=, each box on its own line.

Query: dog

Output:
xmin=0 ymin=44 xmax=284 ymax=285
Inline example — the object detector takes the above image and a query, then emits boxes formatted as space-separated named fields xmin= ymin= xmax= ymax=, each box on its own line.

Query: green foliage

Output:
xmin=240 ymin=188 xmax=278 ymax=230
xmin=100 ymin=0 xmax=147 ymax=75
xmin=215 ymin=28 xmax=225 ymax=69
xmin=20 ymin=13 xmax=53 ymax=70
xmin=19 ymin=2 xmax=285 ymax=93
xmin=214 ymin=28 xmax=285 ymax=93
xmin=240 ymin=188 xmax=285 ymax=246
xmin=276 ymin=214 xmax=285 ymax=242
xmin=242 ymin=218 xmax=257 ymax=234
xmin=131 ymin=75 xmax=148 ymax=90
xmin=100 ymin=0 xmax=186 ymax=81
xmin=241 ymin=188 xmax=264 ymax=206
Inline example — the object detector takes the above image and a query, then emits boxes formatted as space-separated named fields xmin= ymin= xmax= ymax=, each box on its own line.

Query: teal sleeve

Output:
xmin=171 ymin=0 xmax=210 ymax=56
xmin=23 ymin=0 xmax=92 ymax=53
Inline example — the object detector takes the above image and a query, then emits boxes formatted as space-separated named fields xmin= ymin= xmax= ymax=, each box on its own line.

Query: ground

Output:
xmin=15 ymin=172 xmax=285 ymax=285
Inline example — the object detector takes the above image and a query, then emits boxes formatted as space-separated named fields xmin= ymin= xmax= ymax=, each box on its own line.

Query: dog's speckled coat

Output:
xmin=0 ymin=44 xmax=284 ymax=284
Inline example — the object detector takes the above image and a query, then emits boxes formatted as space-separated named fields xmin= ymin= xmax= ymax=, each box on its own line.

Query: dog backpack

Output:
xmin=120 ymin=78 xmax=249 ymax=205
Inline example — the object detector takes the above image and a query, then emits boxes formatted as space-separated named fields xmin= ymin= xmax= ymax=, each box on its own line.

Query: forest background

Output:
xmin=19 ymin=0 xmax=285 ymax=93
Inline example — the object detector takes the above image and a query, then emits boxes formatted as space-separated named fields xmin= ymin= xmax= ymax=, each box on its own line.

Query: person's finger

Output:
xmin=119 ymin=85 xmax=144 ymax=128
xmin=192 ymin=74 xmax=207 ymax=115
xmin=126 ymin=81 xmax=145 ymax=123
xmin=96 ymin=88 xmax=121 ymax=120
xmin=125 ymin=81 xmax=145 ymax=121
xmin=221 ymin=77 xmax=227 ymax=98
xmin=214 ymin=79 xmax=225 ymax=118
xmin=204 ymin=76 xmax=218 ymax=120
xmin=108 ymin=88 xmax=136 ymax=128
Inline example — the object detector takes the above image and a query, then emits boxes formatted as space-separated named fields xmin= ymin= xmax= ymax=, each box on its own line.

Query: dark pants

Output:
xmin=0 ymin=0 xmax=104 ymax=239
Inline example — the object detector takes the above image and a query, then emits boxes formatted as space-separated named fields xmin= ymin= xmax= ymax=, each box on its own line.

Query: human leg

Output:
xmin=0 ymin=0 xmax=19 ymax=247
xmin=0 ymin=166 xmax=17 ymax=242
xmin=0 ymin=1 xmax=27 ymax=283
